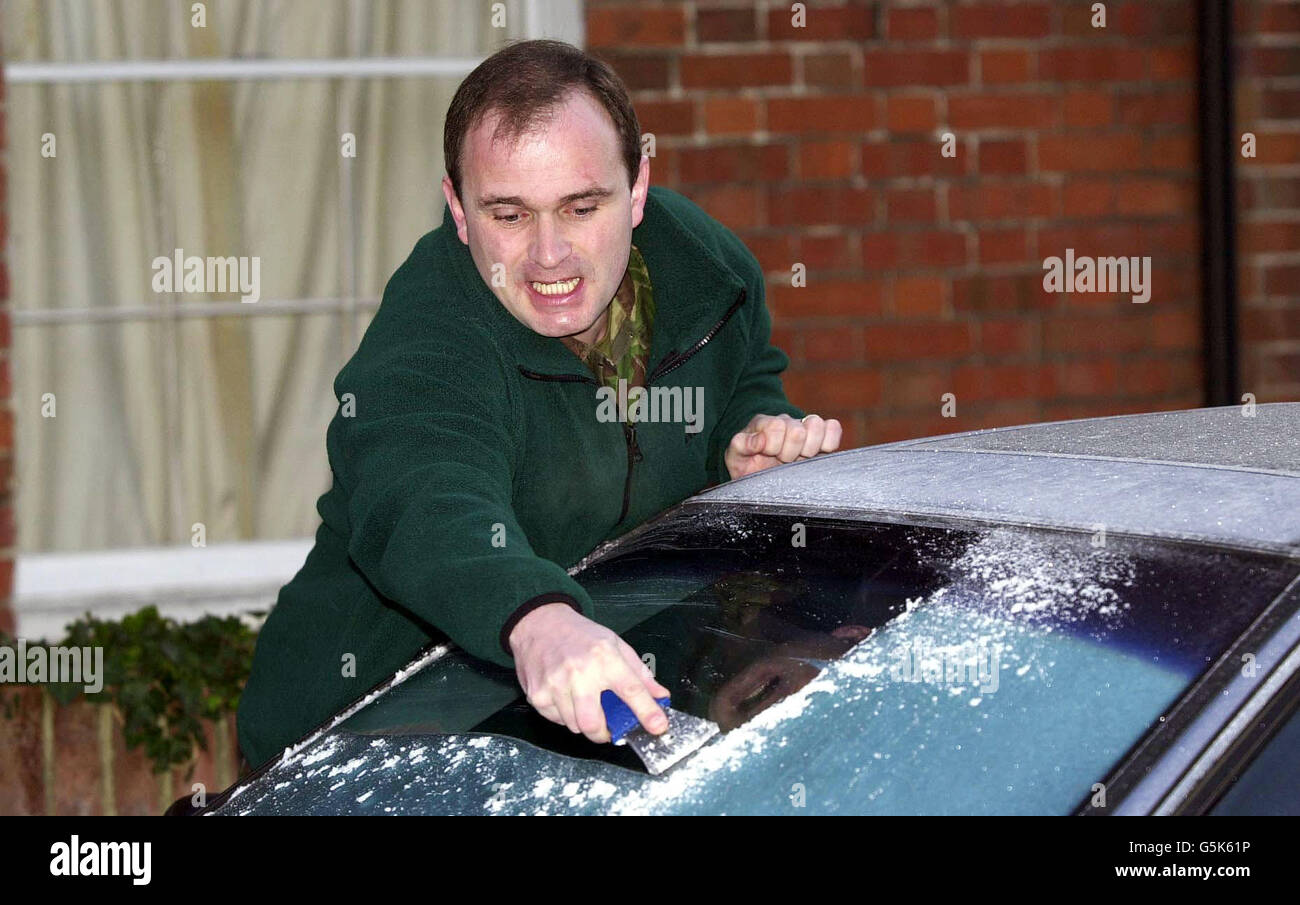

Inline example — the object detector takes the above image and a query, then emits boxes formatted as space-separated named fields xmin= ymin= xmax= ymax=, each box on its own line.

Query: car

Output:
xmin=201 ymin=403 xmax=1300 ymax=815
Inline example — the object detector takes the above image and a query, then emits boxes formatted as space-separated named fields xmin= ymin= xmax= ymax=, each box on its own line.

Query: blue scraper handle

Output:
xmin=600 ymin=690 xmax=671 ymax=743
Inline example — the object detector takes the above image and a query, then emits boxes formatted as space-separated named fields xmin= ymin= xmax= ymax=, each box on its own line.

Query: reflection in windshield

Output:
xmin=217 ymin=512 xmax=1298 ymax=815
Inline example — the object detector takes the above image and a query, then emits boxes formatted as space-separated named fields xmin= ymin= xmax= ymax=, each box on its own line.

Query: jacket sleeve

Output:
xmin=705 ymin=274 xmax=806 ymax=486
xmin=328 ymin=309 xmax=593 ymax=669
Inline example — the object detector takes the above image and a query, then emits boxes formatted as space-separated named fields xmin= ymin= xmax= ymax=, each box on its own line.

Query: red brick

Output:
xmin=863 ymin=50 xmax=970 ymax=88
xmin=1114 ymin=177 xmax=1195 ymax=217
xmin=768 ymin=185 xmax=874 ymax=227
xmin=951 ymin=3 xmax=1050 ymax=38
xmin=979 ymin=319 xmax=1037 ymax=357
xmin=1147 ymin=308 xmax=1202 ymax=352
xmin=861 ymin=138 xmax=971 ymax=179
xmin=703 ymin=97 xmax=758 ymax=134
xmin=1038 ymin=223 xmax=1146 ymax=257
xmin=1244 ymin=47 xmax=1300 ymax=78
xmin=1259 ymin=351 xmax=1300 ymax=388
xmin=887 ymin=187 xmax=937 ymax=223
xmin=767 ymin=5 xmax=875 ymax=41
xmin=948 ymin=183 xmax=1054 ymax=220
xmin=770 ymin=280 xmax=885 ymax=318
xmin=1062 ymin=89 xmax=1113 ymax=127
xmin=864 ymin=323 xmax=974 ymax=360
xmin=887 ymin=94 xmax=937 ymax=133
xmin=681 ymin=53 xmax=793 ymax=89
xmin=795 ymin=233 xmax=858 ymax=270
xmin=799 ymin=140 xmax=856 ymax=180
xmin=1061 ymin=178 xmax=1118 ymax=218
xmin=744 ymin=233 xmax=797 ymax=272
xmin=888 ymin=6 xmax=940 ymax=40
xmin=1259 ymin=2 xmax=1300 ymax=33
xmin=803 ymin=326 xmax=861 ymax=362
xmin=1241 ymin=176 xmax=1300 ymax=211
xmin=891 ymin=276 xmax=947 ymax=318
xmin=1044 ymin=317 xmax=1157 ymax=355
xmin=690 ymin=184 xmax=762 ymax=230
xmin=949 ymin=92 xmax=1056 ymax=130
xmin=588 ymin=5 xmax=687 ymax=48
xmin=804 ymin=53 xmax=856 ymax=89
xmin=978 ymin=228 xmax=1032 ymax=266
xmin=1146 ymin=132 xmax=1197 ymax=170
xmin=884 ymin=369 xmax=953 ymax=408
xmin=1115 ymin=92 xmax=1195 ymax=127
xmin=953 ymin=272 xmax=1050 ymax=313
xmin=978 ymin=139 xmax=1028 ymax=175
xmin=1039 ymin=134 xmax=1144 ymax=172
xmin=768 ymin=95 xmax=877 ymax=133
xmin=784 ymin=367 xmax=884 ymax=410
xmin=1242 ymin=306 xmax=1300 ymax=342
xmin=1263 ymin=266 xmax=1300 ymax=297
xmin=953 ymin=363 xmax=1048 ymax=401
xmin=592 ymin=51 xmax=670 ymax=91
xmin=678 ymin=144 xmax=789 ymax=183
xmin=1150 ymin=47 xmax=1194 ymax=81
xmin=1040 ymin=48 xmax=1146 ymax=82
xmin=980 ymin=49 xmax=1033 ymax=84
xmin=1247 ymin=131 xmax=1300 ymax=165
xmin=1117 ymin=356 xmax=1201 ymax=396
xmin=1048 ymin=359 xmax=1120 ymax=398
xmin=1261 ymin=86 xmax=1300 ymax=119
xmin=696 ymin=6 xmax=757 ymax=42
xmin=635 ymin=99 xmax=695 ymax=136
xmin=1243 ymin=220 xmax=1300 ymax=255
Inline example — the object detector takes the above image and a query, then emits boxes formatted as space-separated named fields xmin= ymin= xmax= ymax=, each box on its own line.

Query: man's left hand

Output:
xmin=724 ymin=413 xmax=843 ymax=480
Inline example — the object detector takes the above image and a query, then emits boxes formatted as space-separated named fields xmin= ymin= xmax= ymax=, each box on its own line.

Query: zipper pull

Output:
xmin=625 ymin=422 xmax=644 ymax=463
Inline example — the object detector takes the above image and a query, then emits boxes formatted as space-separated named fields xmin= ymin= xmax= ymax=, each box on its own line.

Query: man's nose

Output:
xmin=529 ymin=215 xmax=573 ymax=269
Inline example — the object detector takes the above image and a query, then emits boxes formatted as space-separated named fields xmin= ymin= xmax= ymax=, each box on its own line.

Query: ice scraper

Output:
xmin=600 ymin=690 xmax=720 ymax=775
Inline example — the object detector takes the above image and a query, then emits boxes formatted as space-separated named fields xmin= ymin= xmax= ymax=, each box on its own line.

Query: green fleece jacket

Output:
xmin=236 ymin=186 xmax=805 ymax=767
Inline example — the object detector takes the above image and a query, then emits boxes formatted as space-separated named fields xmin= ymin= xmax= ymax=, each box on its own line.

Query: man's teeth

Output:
xmin=529 ymin=277 xmax=580 ymax=296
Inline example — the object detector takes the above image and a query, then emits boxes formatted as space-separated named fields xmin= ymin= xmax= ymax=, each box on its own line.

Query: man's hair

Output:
xmin=443 ymin=39 xmax=642 ymax=202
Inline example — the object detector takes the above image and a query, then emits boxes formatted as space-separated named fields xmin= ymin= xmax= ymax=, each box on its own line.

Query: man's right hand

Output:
xmin=507 ymin=602 xmax=670 ymax=743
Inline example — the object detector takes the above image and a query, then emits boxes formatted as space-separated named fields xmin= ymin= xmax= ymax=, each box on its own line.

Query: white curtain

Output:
xmin=5 ymin=0 xmax=569 ymax=551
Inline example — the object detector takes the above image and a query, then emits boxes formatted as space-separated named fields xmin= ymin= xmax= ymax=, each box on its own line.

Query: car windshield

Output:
xmin=215 ymin=510 xmax=1299 ymax=815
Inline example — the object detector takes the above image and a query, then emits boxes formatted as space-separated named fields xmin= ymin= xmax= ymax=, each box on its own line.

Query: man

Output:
xmin=236 ymin=39 xmax=842 ymax=768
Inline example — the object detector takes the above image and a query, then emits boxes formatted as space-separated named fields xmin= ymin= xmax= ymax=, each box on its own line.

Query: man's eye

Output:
xmin=573 ymin=206 xmax=598 ymax=217
xmin=494 ymin=213 xmax=522 ymax=224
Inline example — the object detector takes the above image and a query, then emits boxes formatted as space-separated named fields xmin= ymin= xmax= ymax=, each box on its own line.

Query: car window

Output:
xmin=216 ymin=511 xmax=1299 ymax=815
xmin=1208 ymin=692 xmax=1300 ymax=816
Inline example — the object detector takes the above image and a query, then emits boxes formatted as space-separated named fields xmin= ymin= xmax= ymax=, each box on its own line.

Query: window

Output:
xmin=4 ymin=0 xmax=583 ymax=629
xmin=216 ymin=507 xmax=1299 ymax=814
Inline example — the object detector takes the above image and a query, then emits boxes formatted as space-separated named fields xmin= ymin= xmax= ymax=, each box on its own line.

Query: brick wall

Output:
xmin=589 ymin=0 xmax=1259 ymax=448
xmin=1237 ymin=1 xmax=1300 ymax=401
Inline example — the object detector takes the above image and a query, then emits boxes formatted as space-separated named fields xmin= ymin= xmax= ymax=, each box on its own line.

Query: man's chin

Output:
xmin=522 ymin=309 xmax=604 ymax=341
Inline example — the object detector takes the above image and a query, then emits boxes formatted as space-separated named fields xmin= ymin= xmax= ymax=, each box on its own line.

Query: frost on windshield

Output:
xmin=215 ymin=525 xmax=1198 ymax=815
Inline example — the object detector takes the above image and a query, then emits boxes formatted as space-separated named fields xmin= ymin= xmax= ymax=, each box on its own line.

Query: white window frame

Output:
xmin=7 ymin=0 xmax=585 ymax=637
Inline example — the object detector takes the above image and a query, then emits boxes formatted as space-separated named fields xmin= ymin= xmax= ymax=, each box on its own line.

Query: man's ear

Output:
xmin=630 ymin=154 xmax=651 ymax=230
xmin=441 ymin=175 xmax=470 ymax=244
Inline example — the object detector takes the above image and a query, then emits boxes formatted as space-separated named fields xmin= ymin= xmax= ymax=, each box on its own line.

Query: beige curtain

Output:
xmin=5 ymin=0 xmax=556 ymax=551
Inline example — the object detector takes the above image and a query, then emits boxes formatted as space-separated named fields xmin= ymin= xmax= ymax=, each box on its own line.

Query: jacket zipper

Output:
xmin=518 ymin=285 xmax=749 ymax=525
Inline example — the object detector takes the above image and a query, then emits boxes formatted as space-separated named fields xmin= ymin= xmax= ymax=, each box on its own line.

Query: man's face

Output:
xmin=442 ymin=89 xmax=650 ymax=344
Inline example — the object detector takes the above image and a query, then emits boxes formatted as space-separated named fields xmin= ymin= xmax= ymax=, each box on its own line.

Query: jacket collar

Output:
xmin=437 ymin=186 xmax=748 ymax=379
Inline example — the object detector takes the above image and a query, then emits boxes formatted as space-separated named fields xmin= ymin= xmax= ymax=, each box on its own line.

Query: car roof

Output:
xmin=698 ymin=404 xmax=1300 ymax=556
